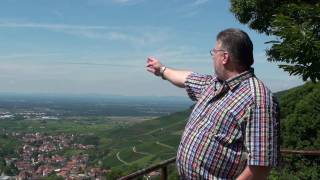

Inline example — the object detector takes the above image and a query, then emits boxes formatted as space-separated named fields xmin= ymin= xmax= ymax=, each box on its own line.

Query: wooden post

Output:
xmin=160 ymin=166 xmax=168 ymax=180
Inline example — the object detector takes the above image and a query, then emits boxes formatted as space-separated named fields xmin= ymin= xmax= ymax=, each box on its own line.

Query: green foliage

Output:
xmin=230 ymin=0 xmax=318 ymax=34
xmin=276 ymin=82 xmax=320 ymax=179
xmin=266 ymin=3 xmax=320 ymax=82
xmin=106 ymin=164 xmax=142 ymax=180
xmin=0 ymin=135 xmax=20 ymax=157
xmin=168 ymin=168 xmax=180 ymax=180
xmin=230 ymin=0 xmax=276 ymax=34
xmin=230 ymin=0 xmax=320 ymax=82
xmin=74 ymin=134 xmax=100 ymax=145
xmin=0 ymin=157 xmax=5 ymax=174
xmin=60 ymin=149 xmax=84 ymax=157
xmin=41 ymin=173 xmax=64 ymax=180
xmin=106 ymin=168 xmax=124 ymax=179
xmin=96 ymin=109 xmax=191 ymax=176
xmin=279 ymin=82 xmax=320 ymax=149
xmin=3 ymin=163 xmax=19 ymax=176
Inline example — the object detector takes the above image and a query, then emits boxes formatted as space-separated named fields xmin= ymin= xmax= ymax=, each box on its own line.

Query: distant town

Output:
xmin=0 ymin=111 xmax=58 ymax=121
xmin=1 ymin=131 xmax=108 ymax=179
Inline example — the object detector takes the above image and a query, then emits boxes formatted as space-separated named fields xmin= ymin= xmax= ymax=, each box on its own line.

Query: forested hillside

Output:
xmin=271 ymin=82 xmax=320 ymax=179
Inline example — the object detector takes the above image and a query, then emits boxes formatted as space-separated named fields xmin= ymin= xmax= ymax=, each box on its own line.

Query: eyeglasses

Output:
xmin=210 ymin=48 xmax=226 ymax=56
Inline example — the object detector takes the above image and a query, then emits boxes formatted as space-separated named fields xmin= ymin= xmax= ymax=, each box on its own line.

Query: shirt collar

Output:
xmin=225 ymin=68 xmax=255 ymax=90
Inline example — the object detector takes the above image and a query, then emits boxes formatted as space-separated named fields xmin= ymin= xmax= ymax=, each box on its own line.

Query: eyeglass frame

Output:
xmin=210 ymin=48 xmax=227 ymax=56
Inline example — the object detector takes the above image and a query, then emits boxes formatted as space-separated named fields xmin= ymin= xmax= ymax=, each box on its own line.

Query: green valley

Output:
xmin=0 ymin=82 xmax=319 ymax=179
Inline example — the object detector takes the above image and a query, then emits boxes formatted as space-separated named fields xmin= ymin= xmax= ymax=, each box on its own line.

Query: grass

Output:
xmin=117 ymin=148 xmax=147 ymax=163
xmin=61 ymin=149 xmax=85 ymax=157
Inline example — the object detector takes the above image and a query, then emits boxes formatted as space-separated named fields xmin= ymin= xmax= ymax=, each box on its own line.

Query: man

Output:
xmin=146 ymin=28 xmax=280 ymax=179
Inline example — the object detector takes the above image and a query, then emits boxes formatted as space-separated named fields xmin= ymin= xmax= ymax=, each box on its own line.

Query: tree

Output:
xmin=43 ymin=173 xmax=64 ymax=180
xmin=230 ymin=0 xmax=320 ymax=82
xmin=3 ymin=163 xmax=19 ymax=176
xmin=0 ymin=157 xmax=5 ymax=174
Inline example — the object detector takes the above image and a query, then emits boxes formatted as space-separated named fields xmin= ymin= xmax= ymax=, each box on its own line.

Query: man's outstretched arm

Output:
xmin=146 ymin=57 xmax=192 ymax=88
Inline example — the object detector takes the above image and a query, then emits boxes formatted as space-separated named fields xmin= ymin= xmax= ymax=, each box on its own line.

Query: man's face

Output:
xmin=212 ymin=41 xmax=225 ymax=79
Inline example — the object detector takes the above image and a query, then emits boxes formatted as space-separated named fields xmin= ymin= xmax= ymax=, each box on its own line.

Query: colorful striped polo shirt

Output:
xmin=176 ymin=69 xmax=280 ymax=179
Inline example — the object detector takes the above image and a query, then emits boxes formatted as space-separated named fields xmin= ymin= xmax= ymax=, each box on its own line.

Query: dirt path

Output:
xmin=156 ymin=141 xmax=175 ymax=150
xmin=132 ymin=146 xmax=151 ymax=155
xmin=116 ymin=152 xmax=130 ymax=165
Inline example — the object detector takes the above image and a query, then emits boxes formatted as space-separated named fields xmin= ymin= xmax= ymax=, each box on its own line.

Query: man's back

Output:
xmin=176 ymin=69 xmax=280 ymax=179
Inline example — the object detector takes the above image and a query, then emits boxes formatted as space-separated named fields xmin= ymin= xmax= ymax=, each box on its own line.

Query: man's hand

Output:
xmin=146 ymin=57 xmax=163 ymax=77
xmin=145 ymin=56 xmax=192 ymax=88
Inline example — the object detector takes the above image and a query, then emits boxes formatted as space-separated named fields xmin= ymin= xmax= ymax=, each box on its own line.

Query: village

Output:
xmin=1 ymin=132 xmax=109 ymax=180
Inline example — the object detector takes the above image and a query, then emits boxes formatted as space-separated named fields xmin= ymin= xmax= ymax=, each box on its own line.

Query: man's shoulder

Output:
xmin=186 ymin=72 xmax=217 ymax=85
xmin=188 ymin=72 xmax=216 ymax=81
xmin=247 ymin=76 xmax=277 ymax=107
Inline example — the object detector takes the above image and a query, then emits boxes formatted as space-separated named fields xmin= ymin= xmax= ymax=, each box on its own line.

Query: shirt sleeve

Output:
xmin=184 ymin=72 xmax=214 ymax=101
xmin=245 ymin=99 xmax=280 ymax=167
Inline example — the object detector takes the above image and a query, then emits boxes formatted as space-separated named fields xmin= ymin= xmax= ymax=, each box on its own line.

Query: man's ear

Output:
xmin=222 ymin=53 xmax=230 ymax=65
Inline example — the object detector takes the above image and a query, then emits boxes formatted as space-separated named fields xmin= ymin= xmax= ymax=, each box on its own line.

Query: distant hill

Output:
xmin=0 ymin=94 xmax=192 ymax=117
xmin=276 ymin=82 xmax=320 ymax=149
xmin=271 ymin=82 xmax=320 ymax=179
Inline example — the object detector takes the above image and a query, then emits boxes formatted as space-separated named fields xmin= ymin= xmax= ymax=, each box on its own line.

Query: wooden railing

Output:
xmin=280 ymin=149 xmax=320 ymax=156
xmin=118 ymin=157 xmax=176 ymax=180
xmin=118 ymin=149 xmax=320 ymax=180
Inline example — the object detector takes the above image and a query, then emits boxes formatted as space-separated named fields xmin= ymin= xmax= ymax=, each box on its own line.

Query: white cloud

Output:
xmin=151 ymin=46 xmax=206 ymax=61
xmin=0 ymin=21 xmax=171 ymax=46
xmin=0 ymin=22 xmax=111 ymax=30
xmin=112 ymin=0 xmax=146 ymax=5
xmin=0 ymin=53 xmax=64 ymax=60
xmin=88 ymin=0 xmax=145 ymax=6
xmin=113 ymin=0 xmax=130 ymax=3
xmin=175 ymin=0 xmax=210 ymax=18
xmin=192 ymin=0 xmax=209 ymax=6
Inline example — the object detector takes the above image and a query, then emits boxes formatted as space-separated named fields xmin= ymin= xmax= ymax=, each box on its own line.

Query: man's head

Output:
xmin=212 ymin=28 xmax=254 ymax=80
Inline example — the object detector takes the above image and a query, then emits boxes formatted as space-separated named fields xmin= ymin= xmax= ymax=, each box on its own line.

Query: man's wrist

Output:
xmin=160 ymin=66 xmax=167 ymax=80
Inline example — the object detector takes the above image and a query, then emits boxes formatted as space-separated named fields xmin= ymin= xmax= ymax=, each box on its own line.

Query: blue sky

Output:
xmin=0 ymin=0 xmax=303 ymax=96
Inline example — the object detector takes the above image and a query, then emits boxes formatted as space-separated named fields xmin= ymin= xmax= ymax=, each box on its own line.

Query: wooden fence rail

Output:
xmin=119 ymin=149 xmax=320 ymax=180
